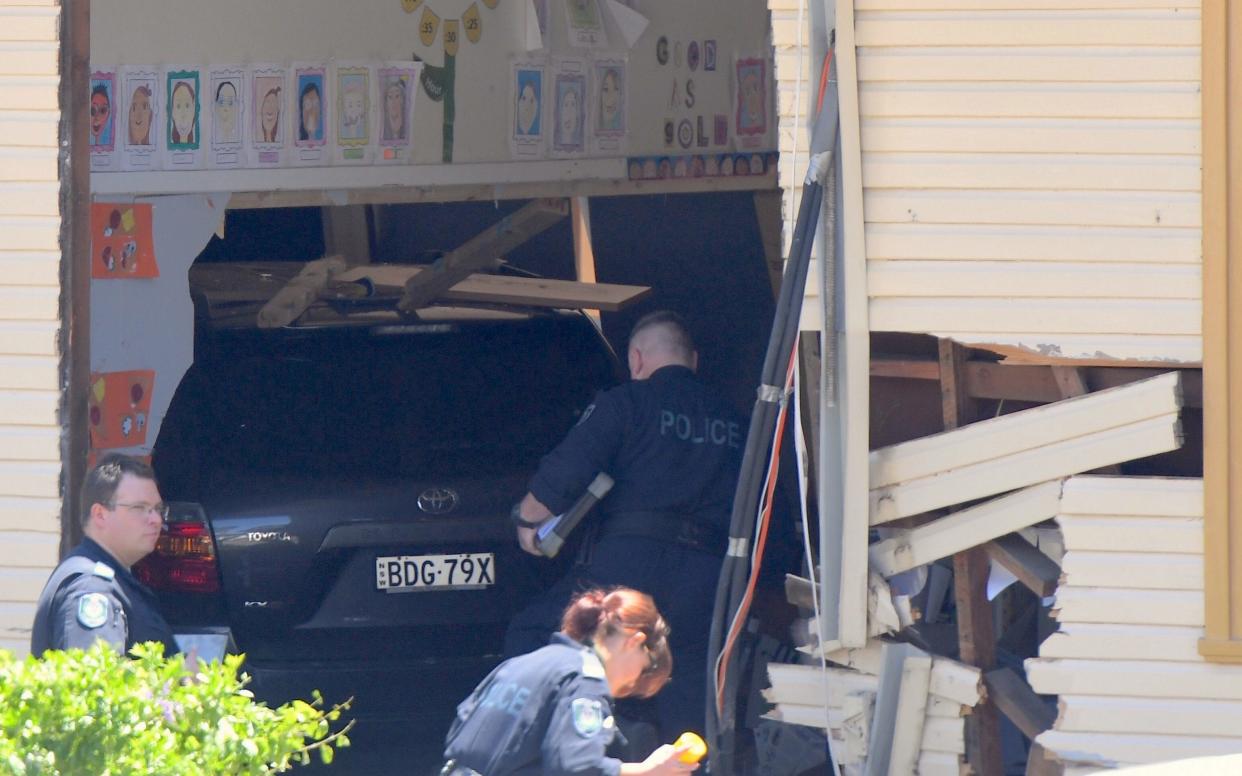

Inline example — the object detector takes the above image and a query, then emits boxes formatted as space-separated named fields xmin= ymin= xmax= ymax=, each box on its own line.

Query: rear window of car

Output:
xmin=191 ymin=318 xmax=618 ymax=479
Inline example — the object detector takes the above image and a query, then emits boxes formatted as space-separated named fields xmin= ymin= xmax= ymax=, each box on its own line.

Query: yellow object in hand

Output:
xmin=674 ymin=731 xmax=707 ymax=764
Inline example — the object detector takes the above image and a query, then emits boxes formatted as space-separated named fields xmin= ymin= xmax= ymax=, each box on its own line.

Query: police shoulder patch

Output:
xmin=581 ymin=649 xmax=606 ymax=680
xmin=76 ymin=593 xmax=111 ymax=629
xmin=571 ymin=697 xmax=604 ymax=737
xmin=91 ymin=561 xmax=115 ymax=581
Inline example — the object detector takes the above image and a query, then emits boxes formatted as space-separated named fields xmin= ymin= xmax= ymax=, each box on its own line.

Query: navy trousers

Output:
xmin=504 ymin=534 xmax=723 ymax=743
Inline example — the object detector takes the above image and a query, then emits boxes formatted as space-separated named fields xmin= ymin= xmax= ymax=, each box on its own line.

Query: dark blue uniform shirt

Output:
xmin=30 ymin=537 xmax=180 ymax=658
xmin=528 ymin=365 xmax=744 ymax=533
xmin=445 ymin=633 xmax=621 ymax=776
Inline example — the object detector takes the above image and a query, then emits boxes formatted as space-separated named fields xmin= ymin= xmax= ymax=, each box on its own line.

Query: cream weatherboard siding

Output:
xmin=1026 ymin=477 xmax=1242 ymax=772
xmin=0 ymin=0 xmax=62 ymax=658
xmin=779 ymin=0 xmax=1202 ymax=363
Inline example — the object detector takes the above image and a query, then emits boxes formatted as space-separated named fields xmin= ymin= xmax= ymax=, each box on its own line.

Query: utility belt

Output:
xmin=439 ymin=761 xmax=482 ymax=776
xmin=598 ymin=510 xmax=728 ymax=556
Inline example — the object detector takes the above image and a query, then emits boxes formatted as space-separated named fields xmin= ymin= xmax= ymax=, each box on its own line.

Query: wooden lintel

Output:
xmin=399 ymin=198 xmax=569 ymax=313
xmin=984 ymin=668 xmax=1056 ymax=741
xmin=984 ymin=534 xmax=1062 ymax=599
xmin=219 ymin=171 xmax=779 ymax=211
xmin=871 ymin=358 xmax=1203 ymax=408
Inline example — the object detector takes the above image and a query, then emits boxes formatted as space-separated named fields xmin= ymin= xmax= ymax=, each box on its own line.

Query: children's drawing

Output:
xmin=119 ymin=67 xmax=159 ymax=172
xmin=735 ymin=57 xmax=769 ymax=147
xmin=554 ymin=75 xmax=585 ymax=151
xmin=338 ymin=72 xmax=370 ymax=143
xmin=88 ymin=370 xmax=155 ymax=450
xmin=596 ymin=60 xmax=626 ymax=130
xmin=590 ymin=58 xmax=626 ymax=155
xmin=207 ymin=66 xmax=245 ymax=169
xmin=335 ymin=64 xmax=374 ymax=165
xmin=166 ymin=70 xmax=200 ymax=149
xmin=249 ymin=65 xmax=287 ymax=167
xmin=510 ymin=60 xmax=545 ymax=159
xmin=291 ymin=63 xmax=329 ymax=167
xmin=564 ymin=0 xmax=606 ymax=48
xmin=377 ymin=62 xmax=422 ymax=164
xmin=90 ymin=72 xmax=116 ymax=151
xmin=90 ymin=203 xmax=157 ymax=279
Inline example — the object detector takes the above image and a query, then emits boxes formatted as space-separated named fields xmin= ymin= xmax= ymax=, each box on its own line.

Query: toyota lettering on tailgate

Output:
xmin=375 ymin=552 xmax=495 ymax=592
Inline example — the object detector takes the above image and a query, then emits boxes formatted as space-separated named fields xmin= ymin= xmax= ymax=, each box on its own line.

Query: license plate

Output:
xmin=375 ymin=552 xmax=495 ymax=592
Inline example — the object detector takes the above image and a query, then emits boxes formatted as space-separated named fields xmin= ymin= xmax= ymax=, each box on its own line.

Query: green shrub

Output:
xmin=0 ymin=642 xmax=352 ymax=775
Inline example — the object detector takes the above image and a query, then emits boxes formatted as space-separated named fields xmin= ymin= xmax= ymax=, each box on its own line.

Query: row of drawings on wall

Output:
xmin=90 ymin=61 xmax=424 ymax=173
xmin=510 ymin=56 xmax=627 ymax=159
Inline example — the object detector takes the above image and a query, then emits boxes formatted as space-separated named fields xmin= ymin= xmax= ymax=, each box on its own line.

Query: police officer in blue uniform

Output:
xmin=505 ymin=311 xmax=744 ymax=745
xmin=31 ymin=454 xmax=179 ymax=658
xmin=445 ymin=588 xmax=696 ymax=776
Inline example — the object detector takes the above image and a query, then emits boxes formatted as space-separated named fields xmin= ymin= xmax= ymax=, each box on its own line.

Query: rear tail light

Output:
xmin=134 ymin=503 xmax=221 ymax=593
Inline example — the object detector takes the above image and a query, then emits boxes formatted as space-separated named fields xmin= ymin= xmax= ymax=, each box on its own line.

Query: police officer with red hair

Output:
xmin=444 ymin=587 xmax=696 ymax=776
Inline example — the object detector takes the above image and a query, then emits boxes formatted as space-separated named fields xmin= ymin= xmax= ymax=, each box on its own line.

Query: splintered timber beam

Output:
xmin=985 ymin=533 xmax=1062 ymax=598
xmin=871 ymin=371 xmax=1182 ymax=491
xmin=984 ymin=668 xmax=1056 ymax=741
xmin=869 ymin=372 xmax=1184 ymax=525
xmin=887 ymin=654 xmax=933 ymax=776
xmin=257 ymin=255 xmax=347 ymax=328
xmin=863 ymin=642 xmax=926 ymax=776
xmin=869 ymin=481 xmax=1065 ymax=578
xmin=398 ymin=198 xmax=569 ymax=313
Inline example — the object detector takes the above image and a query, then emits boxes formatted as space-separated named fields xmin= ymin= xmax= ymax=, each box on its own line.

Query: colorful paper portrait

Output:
xmin=564 ymin=0 xmax=605 ymax=48
xmin=295 ymin=67 xmax=327 ymax=147
xmin=122 ymin=73 xmax=155 ymax=149
xmin=207 ymin=66 xmax=245 ymax=168
xmin=88 ymin=370 xmax=155 ymax=450
xmin=337 ymin=68 xmax=371 ymax=146
xmin=90 ymin=72 xmax=116 ymax=152
xmin=211 ymin=76 xmax=242 ymax=145
xmin=251 ymin=69 xmax=286 ymax=147
xmin=90 ymin=203 xmax=157 ymax=279
xmin=165 ymin=70 xmax=201 ymax=150
xmin=515 ymin=68 xmax=543 ymax=137
xmin=593 ymin=62 xmax=625 ymax=136
xmin=552 ymin=73 xmax=586 ymax=152
xmin=735 ymin=57 xmax=768 ymax=140
xmin=379 ymin=69 xmax=413 ymax=145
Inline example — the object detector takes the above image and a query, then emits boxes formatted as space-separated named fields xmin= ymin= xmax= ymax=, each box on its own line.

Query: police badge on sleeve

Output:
xmin=571 ymin=698 xmax=604 ymax=737
xmin=76 ymin=593 xmax=111 ymax=629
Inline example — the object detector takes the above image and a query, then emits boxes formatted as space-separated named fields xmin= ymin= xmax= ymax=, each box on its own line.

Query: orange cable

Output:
xmin=716 ymin=345 xmax=798 ymax=713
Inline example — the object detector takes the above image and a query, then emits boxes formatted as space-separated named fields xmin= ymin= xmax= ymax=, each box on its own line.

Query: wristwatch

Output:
xmin=509 ymin=502 xmax=543 ymax=530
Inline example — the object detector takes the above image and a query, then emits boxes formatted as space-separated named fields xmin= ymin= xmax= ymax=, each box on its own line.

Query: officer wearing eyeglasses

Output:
xmin=31 ymin=453 xmax=180 ymax=657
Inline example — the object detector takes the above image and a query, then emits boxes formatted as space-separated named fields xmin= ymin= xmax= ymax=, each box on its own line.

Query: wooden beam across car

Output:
xmin=338 ymin=264 xmax=650 ymax=312
xmin=397 ymin=198 xmax=570 ymax=313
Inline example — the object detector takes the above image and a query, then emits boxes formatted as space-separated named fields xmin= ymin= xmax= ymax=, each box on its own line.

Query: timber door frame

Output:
xmin=1201 ymin=0 xmax=1242 ymax=661
xmin=58 ymin=0 xmax=90 ymax=555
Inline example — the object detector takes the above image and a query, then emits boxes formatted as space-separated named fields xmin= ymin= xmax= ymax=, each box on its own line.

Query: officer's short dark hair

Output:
xmin=629 ymin=310 xmax=695 ymax=354
xmin=80 ymin=453 xmax=157 ymax=528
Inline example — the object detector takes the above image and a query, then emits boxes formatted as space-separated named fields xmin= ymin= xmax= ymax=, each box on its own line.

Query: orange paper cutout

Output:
xmin=88 ymin=370 xmax=155 ymax=450
xmin=91 ymin=203 xmax=158 ymax=278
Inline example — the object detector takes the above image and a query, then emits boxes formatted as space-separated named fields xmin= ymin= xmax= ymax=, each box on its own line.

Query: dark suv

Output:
xmin=147 ymin=269 xmax=622 ymax=762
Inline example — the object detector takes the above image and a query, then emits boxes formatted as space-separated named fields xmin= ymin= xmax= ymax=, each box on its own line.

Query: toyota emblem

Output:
xmin=417 ymin=487 xmax=459 ymax=515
